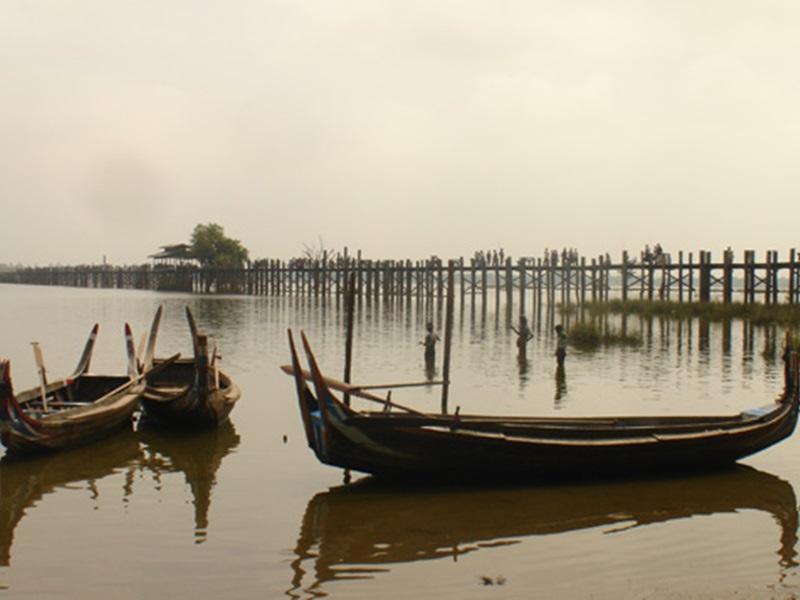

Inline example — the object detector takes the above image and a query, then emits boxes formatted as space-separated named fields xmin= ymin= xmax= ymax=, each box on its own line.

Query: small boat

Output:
xmin=0 ymin=323 xmax=175 ymax=456
xmin=140 ymin=306 xmax=240 ymax=428
xmin=282 ymin=330 xmax=800 ymax=480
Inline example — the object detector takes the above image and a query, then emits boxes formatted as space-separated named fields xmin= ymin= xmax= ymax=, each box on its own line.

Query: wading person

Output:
xmin=554 ymin=324 xmax=567 ymax=367
xmin=420 ymin=322 xmax=439 ymax=369
xmin=511 ymin=315 xmax=533 ymax=358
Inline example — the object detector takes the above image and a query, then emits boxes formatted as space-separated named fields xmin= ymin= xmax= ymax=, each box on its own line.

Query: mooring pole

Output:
xmin=343 ymin=272 xmax=356 ymax=407
xmin=441 ymin=261 xmax=455 ymax=414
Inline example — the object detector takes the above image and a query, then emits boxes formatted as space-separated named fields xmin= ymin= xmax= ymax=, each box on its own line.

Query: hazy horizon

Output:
xmin=3 ymin=2 xmax=799 ymax=265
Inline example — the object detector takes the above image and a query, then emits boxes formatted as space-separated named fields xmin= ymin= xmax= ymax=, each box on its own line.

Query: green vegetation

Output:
xmin=583 ymin=299 xmax=800 ymax=326
xmin=567 ymin=321 xmax=642 ymax=350
xmin=190 ymin=223 xmax=249 ymax=268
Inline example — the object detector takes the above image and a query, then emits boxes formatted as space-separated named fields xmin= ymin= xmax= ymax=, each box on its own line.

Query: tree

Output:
xmin=190 ymin=223 xmax=249 ymax=268
xmin=300 ymin=235 xmax=330 ymax=262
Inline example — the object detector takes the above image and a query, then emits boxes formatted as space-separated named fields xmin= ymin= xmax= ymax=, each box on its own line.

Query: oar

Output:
xmin=30 ymin=342 xmax=49 ymax=412
xmin=279 ymin=363 xmax=424 ymax=415
xmin=70 ymin=323 xmax=99 ymax=379
xmin=134 ymin=351 xmax=181 ymax=383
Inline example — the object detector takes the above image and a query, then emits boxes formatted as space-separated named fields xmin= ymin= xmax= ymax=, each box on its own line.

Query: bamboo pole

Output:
xmin=343 ymin=273 xmax=356 ymax=406
xmin=519 ymin=258 xmax=527 ymax=317
xmin=441 ymin=261 xmax=455 ymax=414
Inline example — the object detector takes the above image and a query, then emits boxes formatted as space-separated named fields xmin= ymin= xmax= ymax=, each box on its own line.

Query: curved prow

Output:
xmin=124 ymin=323 xmax=138 ymax=379
xmin=782 ymin=331 xmax=800 ymax=404
xmin=195 ymin=333 xmax=210 ymax=399
xmin=0 ymin=360 xmax=41 ymax=434
xmin=299 ymin=331 xmax=349 ymax=424
xmin=186 ymin=306 xmax=201 ymax=361
xmin=0 ymin=359 xmax=11 ymax=423
xmin=142 ymin=305 xmax=163 ymax=373
xmin=288 ymin=330 xmax=317 ymax=450
xmin=71 ymin=323 xmax=99 ymax=379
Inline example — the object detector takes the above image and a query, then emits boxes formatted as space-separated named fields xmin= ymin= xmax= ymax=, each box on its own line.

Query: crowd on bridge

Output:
xmin=472 ymin=248 xmax=506 ymax=266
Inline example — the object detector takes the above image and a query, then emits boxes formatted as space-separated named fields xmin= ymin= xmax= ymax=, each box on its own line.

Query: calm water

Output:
xmin=1 ymin=284 xmax=799 ymax=599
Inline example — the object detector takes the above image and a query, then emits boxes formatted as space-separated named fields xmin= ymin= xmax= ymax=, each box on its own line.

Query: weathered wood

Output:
xmin=284 ymin=333 xmax=800 ymax=480
xmin=441 ymin=261 xmax=455 ymax=414
xmin=343 ymin=273 xmax=356 ymax=407
xmin=279 ymin=364 xmax=423 ymax=414
xmin=16 ymin=247 xmax=800 ymax=308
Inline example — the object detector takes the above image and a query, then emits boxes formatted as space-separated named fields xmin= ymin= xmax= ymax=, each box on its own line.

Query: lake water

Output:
xmin=1 ymin=284 xmax=799 ymax=599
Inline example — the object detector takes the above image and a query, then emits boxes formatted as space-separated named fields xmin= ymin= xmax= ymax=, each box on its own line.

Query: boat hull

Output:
xmin=287 ymin=331 xmax=800 ymax=481
xmin=142 ymin=359 xmax=240 ymax=428
xmin=1 ymin=376 xmax=143 ymax=456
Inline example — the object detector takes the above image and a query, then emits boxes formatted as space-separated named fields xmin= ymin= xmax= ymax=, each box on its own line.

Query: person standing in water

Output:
xmin=511 ymin=315 xmax=534 ymax=358
xmin=420 ymin=322 xmax=439 ymax=367
xmin=554 ymin=324 xmax=567 ymax=366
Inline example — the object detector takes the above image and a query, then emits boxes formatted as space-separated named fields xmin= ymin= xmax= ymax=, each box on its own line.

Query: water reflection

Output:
xmin=424 ymin=361 xmax=437 ymax=382
xmin=517 ymin=355 xmax=530 ymax=382
xmin=0 ymin=430 xmax=142 ymax=566
xmin=554 ymin=364 xmax=567 ymax=404
xmin=287 ymin=466 xmax=798 ymax=597
xmin=189 ymin=297 xmax=250 ymax=333
xmin=137 ymin=421 xmax=240 ymax=543
xmin=0 ymin=422 xmax=240 ymax=564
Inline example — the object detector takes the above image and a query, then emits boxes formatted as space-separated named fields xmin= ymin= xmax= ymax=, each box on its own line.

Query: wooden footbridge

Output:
xmin=6 ymin=248 xmax=800 ymax=309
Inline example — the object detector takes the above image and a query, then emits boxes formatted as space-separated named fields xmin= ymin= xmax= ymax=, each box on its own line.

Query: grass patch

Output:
xmin=583 ymin=300 xmax=800 ymax=325
xmin=567 ymin=321 xmax=642 ymax=350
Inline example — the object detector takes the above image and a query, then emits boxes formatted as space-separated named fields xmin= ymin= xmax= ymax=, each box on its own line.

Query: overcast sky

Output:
xmin=2 ymin=1 xmax=799 ymax=265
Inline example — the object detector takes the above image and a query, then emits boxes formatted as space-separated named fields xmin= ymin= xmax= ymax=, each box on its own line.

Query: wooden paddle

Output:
xmin=280 ymin=363 xmax=424 ymax=415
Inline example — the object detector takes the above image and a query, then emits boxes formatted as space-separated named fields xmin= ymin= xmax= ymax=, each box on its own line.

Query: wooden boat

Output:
xmin=289 ymin=466 xmax=798 ymax=591
xmin=282 ymin=330 xmax=800 ymax=480
xmin=140 ymin=306 xmax=240 ymax=428
xmin=0 ymin=323 xmax=174 ymax=456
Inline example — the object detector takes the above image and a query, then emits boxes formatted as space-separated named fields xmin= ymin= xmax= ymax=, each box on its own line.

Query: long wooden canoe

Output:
xmin=0 ymin=324 xmax=147 ymax=455
xmin=282 ymin=330 xmax=800 ymax=480
xmin=140 ymin=306 xmax=240 ymax=428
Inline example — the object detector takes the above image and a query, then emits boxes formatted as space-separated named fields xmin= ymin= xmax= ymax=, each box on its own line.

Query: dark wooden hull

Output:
xmin=0 ymin=375 xmax=143 ymax=456
xmin=141 ymin=358 xmax=240 ymax=428
xmin=288 ymin=333 xmax=800 ymax=480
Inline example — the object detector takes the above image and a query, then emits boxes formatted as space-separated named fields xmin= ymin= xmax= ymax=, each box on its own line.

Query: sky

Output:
xmin=2 ymin=1 xmax=800 ymax=266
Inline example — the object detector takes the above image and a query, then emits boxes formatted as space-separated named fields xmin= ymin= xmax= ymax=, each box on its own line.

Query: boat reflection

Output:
xmin=137 ymin=420 xmax=240 ymax=543
xmin=0 ymin=421 xmax=240 ymax=564
xmin=0 ymin=429 xmax=142 ymax=566
xmin=288 ymin=466 xmax=798 ymax=597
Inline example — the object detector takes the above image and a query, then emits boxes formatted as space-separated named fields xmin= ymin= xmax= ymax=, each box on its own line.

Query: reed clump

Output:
xmin=584 ymin=300 xmax=800 ymax=325
xmin=567 ymin=321 xmax=642 ymax=350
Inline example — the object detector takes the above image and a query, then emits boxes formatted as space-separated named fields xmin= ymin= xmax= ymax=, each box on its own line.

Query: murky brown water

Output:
xmin=1 ymin=284 xmax=799 ymax=599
